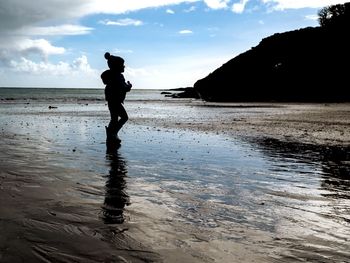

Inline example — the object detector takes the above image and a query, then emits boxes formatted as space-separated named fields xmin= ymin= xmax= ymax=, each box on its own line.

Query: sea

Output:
xmin=0 ymin=87 xmax=349 ymax=262
xmin=0 ymin=87 xmax=167 ymax=102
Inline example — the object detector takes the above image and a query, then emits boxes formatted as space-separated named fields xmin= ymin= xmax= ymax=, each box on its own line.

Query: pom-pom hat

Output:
xmin=104 ymin=52 xmax=124 ymax=69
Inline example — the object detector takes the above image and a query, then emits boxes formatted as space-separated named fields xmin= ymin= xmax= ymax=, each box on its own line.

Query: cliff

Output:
xmin=193 ymin=19 xmax=349 ymax=102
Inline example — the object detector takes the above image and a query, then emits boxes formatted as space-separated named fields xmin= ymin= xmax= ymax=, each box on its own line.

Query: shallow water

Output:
xmin=0 ymin=93 xmax=349 ymax=262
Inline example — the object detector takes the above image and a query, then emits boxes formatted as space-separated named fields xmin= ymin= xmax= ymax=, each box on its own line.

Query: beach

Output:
xmin=0 ymin=88 xmax=349 ymax=262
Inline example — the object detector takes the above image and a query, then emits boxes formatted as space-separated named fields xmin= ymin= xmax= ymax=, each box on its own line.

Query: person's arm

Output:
xmin=120 ymin=74 xmax=132 ymax=92
xmin=125 ymin=81 xmax=132 ymax=92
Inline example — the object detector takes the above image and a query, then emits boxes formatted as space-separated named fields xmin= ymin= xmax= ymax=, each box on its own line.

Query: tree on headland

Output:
xmin=318 ymin=2 xmax=350 ymax=27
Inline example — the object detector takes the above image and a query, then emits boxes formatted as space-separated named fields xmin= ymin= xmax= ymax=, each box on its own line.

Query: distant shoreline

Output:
xmin=0 ymin=87 xmax=163 ymax=90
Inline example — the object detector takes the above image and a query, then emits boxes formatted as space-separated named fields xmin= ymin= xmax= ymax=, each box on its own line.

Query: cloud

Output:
xmin=231 ymin=0 xmax=349 ymax=13
xmin=0 ymin=1 xmax=84 ymax=34
xmin=184 ymin=6 xmax=197 ymax=12
xmin=1 ymin=0 xmax=347 ymax=37
xmin=166 ymin=9 xmax=175 ymax=14
xmin=71 ymin=55 xmax=94 ymax=72
xmin=261 ymin=0 xmax=349 ymax=10
xmin=204 ymin=0 xmax=230 ymax=9
xmin=305 ymin=14 xmax=319 ymax=21
xmin=10 ymin=58 xmax=71 ymax=75
xmin=126 ymin=67 xmax=160 ymax=78
xmin=19 ymin=38 xmax=65 ymax=56
xmin=113 ymin=48 xmax=134 ymax=54
xmin=1 ymin=0 xmax=348 ymax=88
xmin=18 ymin=25 xmax=93 ymax=36
xmin=0 ymin=0 xmax=204 ymax=74
xmin=9 ymin=55 xmax=95 ymax=75
xmin=232 ymin=0 xmax=250 ymax=13
xmin=82 ymin=0 xmax=200 ymax=15
xmin=99 ymin=18 xmax=143 ymax=26
xmin=1 ymin=54 xmax=99 ymax=88
xmin=0 ymin=38 xmax=65 ymax=63
xmin=179 ymin=29 xmax=193 ymax=34
xmin=0 ymin=1 xmax=200 ymax=36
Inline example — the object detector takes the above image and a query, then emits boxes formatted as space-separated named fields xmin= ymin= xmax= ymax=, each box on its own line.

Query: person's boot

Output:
xmin=106 ymin=126 xmax=121 ymax=143
xmin=115 ymin=134 xmax=121 ymax=143
xmin=105 ymin=126 xmax=112 ymax=142
xmin=106 ymin=126 xmax=119 ymax=142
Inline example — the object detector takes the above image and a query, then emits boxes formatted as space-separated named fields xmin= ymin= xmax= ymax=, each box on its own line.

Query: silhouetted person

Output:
xmin=102 ymin=151 xmax=130 ymax=224
xmin=101 ymin=52 xmax=132 ymax=144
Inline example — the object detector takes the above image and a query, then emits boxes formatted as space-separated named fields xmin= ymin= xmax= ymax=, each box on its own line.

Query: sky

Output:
xmin=0 ymin=0 xmax=348 ymax=90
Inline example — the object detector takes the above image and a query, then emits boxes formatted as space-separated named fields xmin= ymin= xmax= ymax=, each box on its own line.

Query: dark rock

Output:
xmin=162 ymin=87 xmax=200 ymax=99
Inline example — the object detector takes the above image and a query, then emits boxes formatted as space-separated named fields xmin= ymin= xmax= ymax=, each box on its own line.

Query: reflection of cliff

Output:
xmin=251 ymin=138 xmax=350 ymax=199
xmin=102 ymin=151 xmax=130 ymax=224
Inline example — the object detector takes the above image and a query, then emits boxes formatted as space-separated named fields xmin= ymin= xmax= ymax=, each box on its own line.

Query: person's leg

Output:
xmin=107 ymin=102 xmax=119 ymax=132
xmin=115 ymin=103 xmax=128 ymax=134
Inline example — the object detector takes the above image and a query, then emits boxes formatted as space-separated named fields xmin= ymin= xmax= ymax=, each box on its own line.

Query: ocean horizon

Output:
xmin=0 ymin=87 xmax=169 ymax=103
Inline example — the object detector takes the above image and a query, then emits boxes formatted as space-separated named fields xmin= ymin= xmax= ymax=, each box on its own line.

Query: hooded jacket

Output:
xmin=101 ymin=69 xmax=131 ymax=103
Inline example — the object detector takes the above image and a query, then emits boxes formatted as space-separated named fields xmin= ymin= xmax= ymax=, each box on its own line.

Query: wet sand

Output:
xmin=0 ymin=97 xmax=349 ymax=262
xmin=130 ymin=100 xmax=350 ymax=147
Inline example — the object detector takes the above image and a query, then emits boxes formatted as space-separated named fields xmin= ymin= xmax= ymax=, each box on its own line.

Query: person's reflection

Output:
xmin=102 ymin=149 xmax=130 ymax=224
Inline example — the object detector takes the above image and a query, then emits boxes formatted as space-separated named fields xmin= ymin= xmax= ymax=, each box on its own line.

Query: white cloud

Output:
xmin=231 ymin=0 xmax=349 ymax=13
xmin=18 ymin=25 xmax=93 ymax=36
xmin=16 ymin=39 xmax=65 ymax=59
xmin=204 ymin=0 xmax=230 ymax=9
xmin=113 ymin=48 xmax=134 ymax=54
xmin=179 ymin=29 xmax=193 ymax=34
xmin=9 ymin=55 xmax=96 ymax=75
xmin=0 ymin=37 xmax=67 ymax=67
xmin=0 ymin=63 xmax=100 ymax=88
xmin=166 ymin=9 xmax=175 ymax=14
xmin=232 ymin=0 xmax=249 ymax=13
xmin=305 ymin=14 xmax=319 ymax=21
xmin=72 ymin=55 xmax=94 ymax=72
xmin=5 ymin=52 xmax=95 ymax=88
xmin=126 ymin=67 xmax=160 ymax=78
xmin=84 ymin=0 xmax=200 ymax=15
xmin=184 ymin=6 xmax=197 ymax=12
xmin=10 ymin=58 xmax=71 ymax=75
xmin=261 ymin=0 xmax=349 ymax=10
xmin=99 ymin=18 xmax=143 ymax=26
